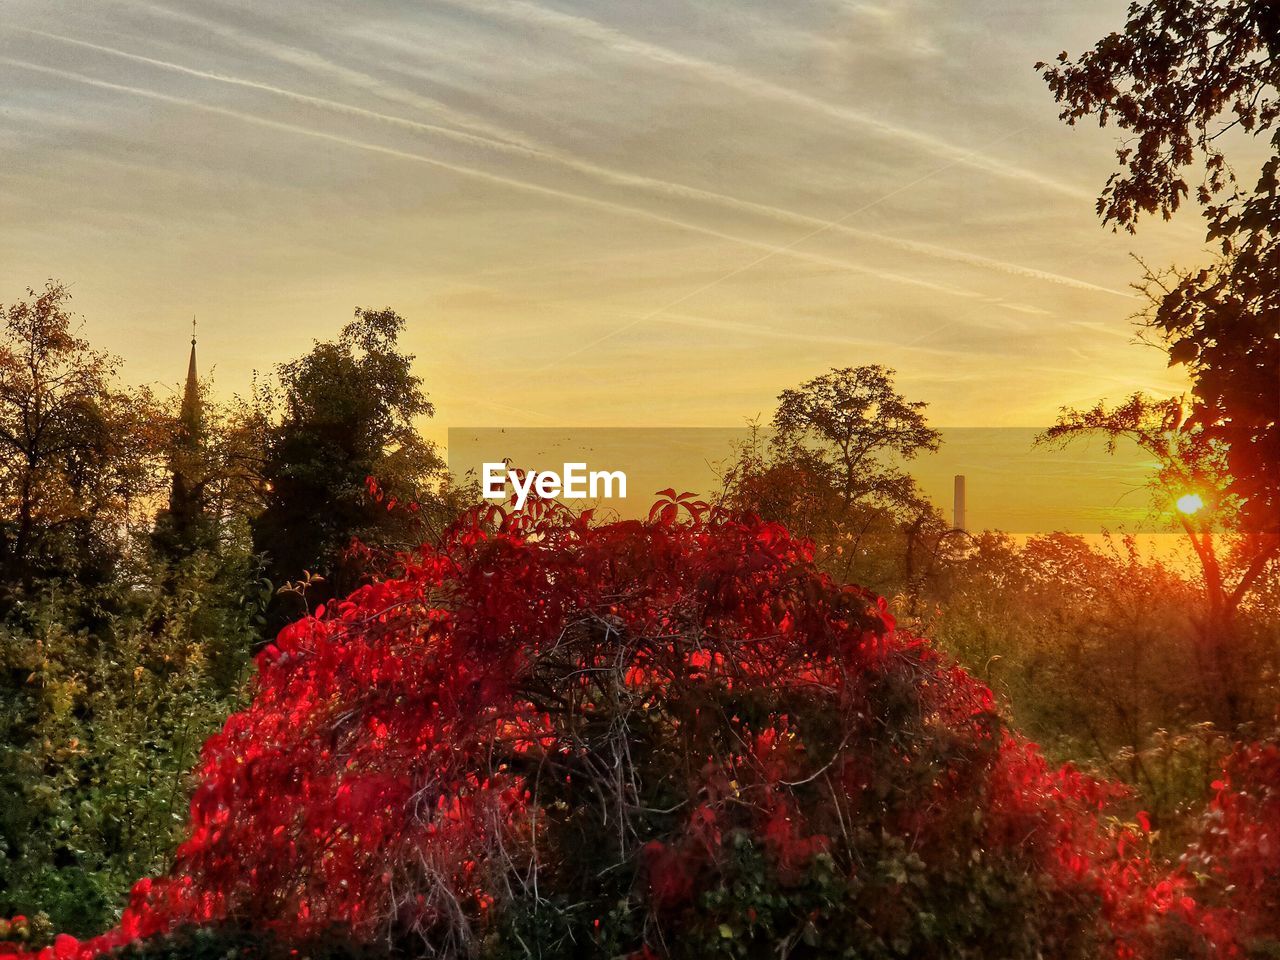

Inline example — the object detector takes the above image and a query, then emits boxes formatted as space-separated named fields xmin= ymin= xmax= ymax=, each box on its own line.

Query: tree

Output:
xmin=0 ymin=291 xmax=281 ymax=939
xmin=1142 ymin=250 xmax=1280 ymax=536
xmin=1040 ymin=0 xmax=1279 ymax=233
xmin=1039 ymin=0 xmax=1280 ymax=535
xmin=152 ymin=376 xmax=276 ymax=563
xmin=1039 ymin=394 xmax=1278 ymax=727
xmin=0 ymin=551 xmax=269 ymax=938
xmin=724 ymin=367 xmax=946 ymax=592
xmin=0 ymin=282 xmax=161 ymax=594
xmin=771 ymin=365 xmax=941 ymax=510
xmin=923 ymin=529 xmax=1233 ymax=840
xmin=251 ymin=307 xmax=448 ymax=619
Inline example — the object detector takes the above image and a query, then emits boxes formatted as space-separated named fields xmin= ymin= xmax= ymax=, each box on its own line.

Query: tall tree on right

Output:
xmin=1039 ymin=0 xmax=1280 ymax=538
xmin=1040 ymin=2 xmax=1280 ymax=728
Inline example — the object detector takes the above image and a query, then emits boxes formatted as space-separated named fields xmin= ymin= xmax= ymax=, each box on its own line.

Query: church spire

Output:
xmin=155 ymin=317 xmax=211 ymax=558
xmin=180 ymin=316 xmax=201 ymax=439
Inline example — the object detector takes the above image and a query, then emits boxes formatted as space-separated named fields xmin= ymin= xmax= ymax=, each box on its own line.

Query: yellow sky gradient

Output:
xmin=1 ymin=0 xmax=1210 ymax=455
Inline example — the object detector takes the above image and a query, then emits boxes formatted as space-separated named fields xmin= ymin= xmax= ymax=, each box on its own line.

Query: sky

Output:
xmin=0 ymin=0 xmax=1209 ymax=445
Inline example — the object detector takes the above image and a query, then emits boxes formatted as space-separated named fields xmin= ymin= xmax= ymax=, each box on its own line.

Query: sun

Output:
xmin=1176 ymin=493 xmax=1205 ymax=515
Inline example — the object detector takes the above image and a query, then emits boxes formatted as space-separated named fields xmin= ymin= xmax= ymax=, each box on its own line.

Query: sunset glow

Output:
xmin=0 ymin=0 xmax=1207 ymax=433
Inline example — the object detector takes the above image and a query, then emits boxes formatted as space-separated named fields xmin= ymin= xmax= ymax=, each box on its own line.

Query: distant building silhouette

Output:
xmin=953 ymin=474 xmax=967 ymax=533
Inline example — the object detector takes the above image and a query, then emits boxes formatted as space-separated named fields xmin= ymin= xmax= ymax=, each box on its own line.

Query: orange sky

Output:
xmin=1 ymin=0 xmax=1213 ymax=454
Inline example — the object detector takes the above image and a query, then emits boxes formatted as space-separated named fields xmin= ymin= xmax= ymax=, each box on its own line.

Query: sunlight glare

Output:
xmin=1176 ymin=493 xmax=1205 ymax=515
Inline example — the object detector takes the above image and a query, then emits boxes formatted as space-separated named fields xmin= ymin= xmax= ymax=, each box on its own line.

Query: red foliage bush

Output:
xmin=1175 ymin=737 xmax=1280 ymax=957
xmin=0 ymin=504 xmax=1232 ymax=958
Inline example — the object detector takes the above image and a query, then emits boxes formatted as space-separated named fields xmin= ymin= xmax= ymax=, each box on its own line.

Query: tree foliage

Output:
xmin=0 ymin=283 xmax=162 ymax=594
xmin=1039 ymin=0 xmax=1280 ymax=534
xmin=723 ymin=367 xmax=950 ymax=596
xmin=0 ymin=283 xmax=276 ymax=935
xmin=152 ymin=379 xmax=268 ymax=561
xmin=1039 ymin=392 xmax=1279 ymax=728
xmin=1183 ymin=731 xmax=1280 ymax=955
xmin=922 ymin=528 xmax=1280 ymax=854
xmin=0 ymin=551 xmax=270 ymax=938
xmin=1141 ymin=249 xmax=1280 ymax=534
xmin=1040 ymin=393 xmax=1274 ymax=615
xmin=1040 ymin=0 xmax=1279 ymax=231
xmin=770 ymin=365 xmax=940 ymax=512
xmin=251 ymin=308 xmax=451 ymax=620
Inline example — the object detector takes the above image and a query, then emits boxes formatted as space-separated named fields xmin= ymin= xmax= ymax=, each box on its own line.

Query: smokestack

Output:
xmin=953 ymin=474 xmax=967 ymax=532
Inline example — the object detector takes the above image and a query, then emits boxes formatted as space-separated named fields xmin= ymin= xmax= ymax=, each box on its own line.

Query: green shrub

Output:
xmin=0 ymin=551 xmax=268 ymax=937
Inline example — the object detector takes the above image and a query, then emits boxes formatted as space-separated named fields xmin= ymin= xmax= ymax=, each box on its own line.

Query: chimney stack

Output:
xmin=953 ymin=474 xmax=967 ymax=532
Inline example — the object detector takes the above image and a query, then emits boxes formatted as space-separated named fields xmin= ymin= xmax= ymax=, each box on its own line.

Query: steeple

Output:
xmin=179 ymin=316 xmax=201 ymax=441
xmin=155 ymin=317 xmax=211 ymax=558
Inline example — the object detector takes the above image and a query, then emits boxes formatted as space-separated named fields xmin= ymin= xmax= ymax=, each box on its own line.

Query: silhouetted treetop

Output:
xmin=0 ymin=282 xmax=161 ymax=592
xmin=1040 ymin=0 xmax=1280 ymax=236
xmin=771 ymin=365 xmax=941 ymax=510
xmin=1042 ymin=0 xmax=1280 ymax=534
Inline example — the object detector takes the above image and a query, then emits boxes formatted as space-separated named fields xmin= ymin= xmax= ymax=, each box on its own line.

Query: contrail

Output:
xmin=24 ymin=15 xmax=1131 ymax=299
xmin=22 ymin=28 xmax=1127 ymax=298
xmin=528 ymin=147 xmax=1035 ymax=376
xmin=437 ymin=0 xmax=1094 ymax=202
xmin=654 ymin=312 xmax=984 ymax=358
xmin=0 ymin=56 xmax=980 ymax=298
xmin=121 ymin=0 xmax=530 ymax=149
xmin=15 ymin=29 xmax=542 ymax=156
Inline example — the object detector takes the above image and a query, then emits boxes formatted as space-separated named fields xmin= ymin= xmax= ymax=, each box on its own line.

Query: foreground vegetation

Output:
xmin=7 ymin=505 xmax=1278 ymax=960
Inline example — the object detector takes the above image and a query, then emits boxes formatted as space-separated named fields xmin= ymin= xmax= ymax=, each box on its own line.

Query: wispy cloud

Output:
xmin=16 ymin=29 xmax=534 ymax=154
xmin=0 ymin=55 xmax=988 ymax=299
xmin=435 ymin=0 xmax=1093 ymax=201
xmin=21 ymin=28 xmax=1125 ymax=300
xmin=0 ymin=0 xmax=1196 ymax=430
xmin=122 ymin=0 xmax=528 ymax=147
xmin=652 ymin=311 xmax=989 ymax=359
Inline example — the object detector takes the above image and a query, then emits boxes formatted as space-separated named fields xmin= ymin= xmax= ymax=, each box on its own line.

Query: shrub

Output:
xmin=1177 ymin=734 xmax=1280 ymax=957
xmin=923 ymin=531 xmax=1280 ymax=846
xmin=0 ymin=551 xmax=267 ymax=936
xmin=3 ymin=505 xmax=1211 ymax=959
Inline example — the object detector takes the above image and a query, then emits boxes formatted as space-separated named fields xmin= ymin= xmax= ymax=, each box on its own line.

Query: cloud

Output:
xmin=1 ymin=0 xmax=1194 ymax=433
xmin=436 ymin=0 xmax=1093 ymax=200
xmin=17 ymin=28 xmax=536 ymax=154
xmin=27 ymin=26 xmax=1125 ymax=300
xmin=0 ymin=54 xmax=987 ymax=300
xmin=123 ymin=0 xmax=528 ymax=147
